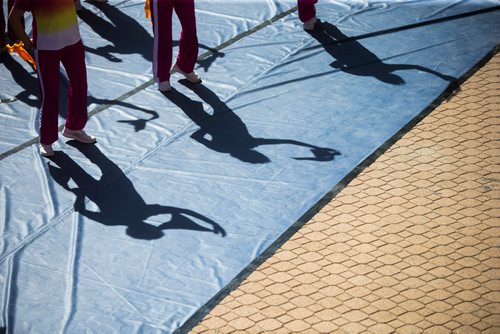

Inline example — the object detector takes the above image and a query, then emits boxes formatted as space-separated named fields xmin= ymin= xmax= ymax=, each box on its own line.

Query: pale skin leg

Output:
xmin=8 ymin=8 xmax=31 ymax=49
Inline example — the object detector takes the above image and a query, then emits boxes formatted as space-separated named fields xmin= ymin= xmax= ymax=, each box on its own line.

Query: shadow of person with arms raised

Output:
xmin=48 ymin=142 xmax=226 ymax=239
xmin=163 ymin=81 xmax=340 ymax=164
xmin=309 ymin=20 xmax=456 ymax=85
xmin=77 ymin=2 xmax=153 ymax=62
xmin=77 ymin=1 xmax=225 ymax=69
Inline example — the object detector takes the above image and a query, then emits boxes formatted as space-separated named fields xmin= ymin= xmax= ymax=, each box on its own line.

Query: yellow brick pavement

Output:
xmin=190 ymin=52 xmax=500 ymax=333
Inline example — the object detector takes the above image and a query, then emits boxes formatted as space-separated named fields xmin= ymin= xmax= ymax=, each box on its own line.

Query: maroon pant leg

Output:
xmin=151 ymin=0 xmax=174 ymax=83
xmin=173 ymin=0 xmax=198 ymax=74
xmin=61 ymin=40 xmax=88 ymax=131
xmin=151 ymin=0 xmax=198 ymax=83
xmin=36 ymin=48 xmax=62 ymax=145
xmin=298 ymin=0 xmax=318 ymax=23
xmin=36 ymin=41 xmax=88 ymax=144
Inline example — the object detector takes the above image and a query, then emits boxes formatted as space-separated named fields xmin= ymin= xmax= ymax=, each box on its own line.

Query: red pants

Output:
xmin=298 ymin=0 xmax=318 ymax=23
xmin=151 ymin=0 xmax=198 ymax=83
xmin=0 ymin=0 xmax=24 ymax=47
xmin=36 ymin=41 xmax=88 ymax=145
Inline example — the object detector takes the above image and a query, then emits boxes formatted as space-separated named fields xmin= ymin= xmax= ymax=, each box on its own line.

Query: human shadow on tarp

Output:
xmin=0 ymin=52 xmax=158 ymax=131
xmin=48 ymin=142 xmax=226 ymax=239
xmin=309 ymin=20 xmax=456 ymax=85
xmin=88 ymin=96 xmax=160 ymax=132
xmin=163 ymin=81 xmax=340 ymax=164
xmin=196 ymin=47 xmax=225 ymax=73
xmin=1 ymin=53 xmax=81 ymax=123
xmin=77 ymin=1 xmax=224 ymax=70
xmin=0 ymin=52 xmax=39 ymax=107
xmin=55 ymin=80 xmax=159 ymax=131
xmin=77 ymin=2 xmax=153 ymax=62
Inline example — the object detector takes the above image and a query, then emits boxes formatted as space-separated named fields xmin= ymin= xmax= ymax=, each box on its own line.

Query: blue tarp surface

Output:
xmin=0 ymin=0 xmax=499 ymax=332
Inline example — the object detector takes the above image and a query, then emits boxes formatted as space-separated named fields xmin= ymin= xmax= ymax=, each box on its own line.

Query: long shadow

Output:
xmin=336 ymin=5 xmax=500 ymax=43
xmin=0 ymin=52 xmax=39 ymax=107
xmin=87 ymin=96 xmax=159 ymax=132
xmin=55 ymin=70 xmax=160 ymax=130
xmin=77 ymin=1 xmax=225 ymax=70
xmin=77 ymin=2 xmax=153 ymax=62
xmin=163 ymin=81 xmax=340 ymax=164
xmin=48 ymin=142 xmax=226 ymax=239
xmin=0 ymin=52 xmax=158 ymax=132
xmin=310 ymin=20 xmax=456 ymax=85
xmin=0 ymin=52 xmax=74 ymax=121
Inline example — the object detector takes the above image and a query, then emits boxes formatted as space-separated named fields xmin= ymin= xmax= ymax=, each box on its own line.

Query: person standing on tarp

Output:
xmin=9 ymin=0 xmax=96 ymax=157
xmin=150 ymin=0 xmax=201 ymax=92
xmin=0 ymin=0 xmax=24 ymax=52
xmin=298 ymin=0 xmax=318 ymax=31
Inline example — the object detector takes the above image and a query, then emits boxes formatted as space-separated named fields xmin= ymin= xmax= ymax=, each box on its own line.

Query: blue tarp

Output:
xmin=1 ymin=0 xmax=499 ymax=332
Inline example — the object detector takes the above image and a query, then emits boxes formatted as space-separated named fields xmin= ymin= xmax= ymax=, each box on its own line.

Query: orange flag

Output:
xmin=145 ymin=0 xmax=151 ymax=19
xmin=6 ymin=42 xmax=37 ymax=70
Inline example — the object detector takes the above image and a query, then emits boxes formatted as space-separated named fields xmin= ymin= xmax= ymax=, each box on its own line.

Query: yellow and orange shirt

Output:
xmin=13 ymin=0 xmax=81 ymax=50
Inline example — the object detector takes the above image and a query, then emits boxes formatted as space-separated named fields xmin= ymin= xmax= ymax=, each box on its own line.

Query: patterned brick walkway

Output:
xmin=191 ymin=52 xmax=500 ymax=333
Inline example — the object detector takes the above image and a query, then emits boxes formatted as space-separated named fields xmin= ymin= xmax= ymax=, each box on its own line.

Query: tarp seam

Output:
xmin=0 ymin=6 xmax=298 ymax=162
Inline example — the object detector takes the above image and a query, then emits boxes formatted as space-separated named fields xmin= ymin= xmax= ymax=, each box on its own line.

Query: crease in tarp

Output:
xmin=49 ymin=227 xmax=158 ymax=323
xmin=60 ymin=213 xmax=81 ymax=334
xmin=0 ymin=1 xmax=499 ymax=333
xmin=240 ymin=33 xmax=463 ymax=97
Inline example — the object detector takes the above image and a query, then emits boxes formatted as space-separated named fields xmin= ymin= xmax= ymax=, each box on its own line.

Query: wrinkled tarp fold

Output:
xmin=0 ymin=1 xmax=499 ymax=332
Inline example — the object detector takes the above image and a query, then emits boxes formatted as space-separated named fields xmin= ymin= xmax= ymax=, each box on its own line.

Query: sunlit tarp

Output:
xmin=0 ymin=1 xmax=498 ymax=332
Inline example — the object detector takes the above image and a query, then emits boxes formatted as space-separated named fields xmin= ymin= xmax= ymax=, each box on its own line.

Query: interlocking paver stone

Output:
xmin=191 ymin=53 xmax=499 ymax=334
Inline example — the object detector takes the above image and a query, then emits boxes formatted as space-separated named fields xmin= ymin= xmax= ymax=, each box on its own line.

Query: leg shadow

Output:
xmin=0 ymin=52 xmax=38 ymax=107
